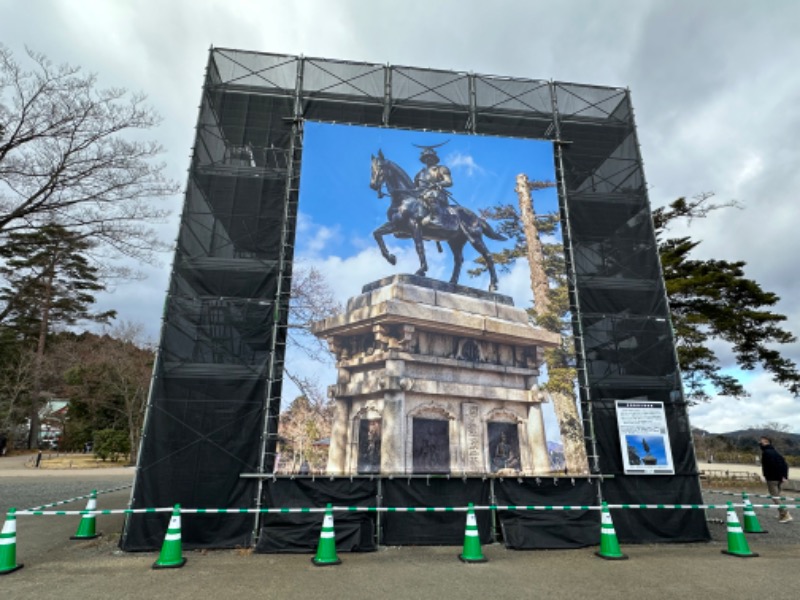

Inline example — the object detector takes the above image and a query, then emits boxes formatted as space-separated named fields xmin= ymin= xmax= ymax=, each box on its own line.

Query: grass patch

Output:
xmin=37 ymin=454 xmax=130 ymax=469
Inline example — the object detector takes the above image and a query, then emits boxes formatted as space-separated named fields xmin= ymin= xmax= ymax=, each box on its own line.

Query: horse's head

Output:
xmin=370 ymin=149 xmax=386 ymax=196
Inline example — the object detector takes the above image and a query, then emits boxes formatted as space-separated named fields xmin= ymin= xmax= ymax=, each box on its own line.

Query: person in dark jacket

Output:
xmin=759 ymin=436 xmax=792 ymax=523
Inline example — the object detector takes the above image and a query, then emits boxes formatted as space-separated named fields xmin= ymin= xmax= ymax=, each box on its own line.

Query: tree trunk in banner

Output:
xmin=548 ymin=386 xmax=588 ymax=475
xmin=515 ymin=174 xmax=588 ymax=474
xmin=515 ymin=174 xmax=551 ymax=317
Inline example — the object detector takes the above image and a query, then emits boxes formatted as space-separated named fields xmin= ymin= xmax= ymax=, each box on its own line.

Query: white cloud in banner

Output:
xmin=496 ymin=259 xmax=535 ymax=312
xmin=295 ymin=212 xmax=342 ymax=257
xmin=445 ymin=152 xmax=486 ymax=177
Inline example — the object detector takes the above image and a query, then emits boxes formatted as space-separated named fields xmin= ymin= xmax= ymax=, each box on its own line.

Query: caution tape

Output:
xmin=604 ymin=503 xmax=799 ymax=510
xmin=704 ymin=489 xmax=798 ymax=502
xmin=10 ymin=503 xmax=800 ymax=517
xmin=15 ymin=508 xmax=174 ymax=516
xmin=25 ymin=484 xmax=133 ymax=511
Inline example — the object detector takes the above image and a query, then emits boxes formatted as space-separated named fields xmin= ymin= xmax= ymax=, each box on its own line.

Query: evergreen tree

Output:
xmin=654 ymin=197 xmax=800 ymax=401
xmin=0 ymin=224 xmax=114 ymax=446
xmin=0 ymin=224 xmax=115 ymax=332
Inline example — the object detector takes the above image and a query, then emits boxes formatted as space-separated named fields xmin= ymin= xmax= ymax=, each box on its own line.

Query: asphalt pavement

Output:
xmin=1 ymin=455 xmax=798 ymax=600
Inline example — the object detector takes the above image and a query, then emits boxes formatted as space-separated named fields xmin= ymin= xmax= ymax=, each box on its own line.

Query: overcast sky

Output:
xmin=3 ymin=0 xmax=799 ymax=434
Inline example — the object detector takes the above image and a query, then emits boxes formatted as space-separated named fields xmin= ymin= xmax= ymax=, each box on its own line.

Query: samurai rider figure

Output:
xmin=413 ymin=143 xmax=457 ymax=230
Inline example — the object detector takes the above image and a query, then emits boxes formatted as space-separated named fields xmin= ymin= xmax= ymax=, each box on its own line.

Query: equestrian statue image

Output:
xmin=369 ymin=143 xmax=507 ymax=291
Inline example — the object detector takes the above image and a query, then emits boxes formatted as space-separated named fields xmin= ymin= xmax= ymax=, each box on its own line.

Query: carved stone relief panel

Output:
xmin=417 ymin=332 xmax=457 ymax=359
xmin=412 ymin=418 xmax=450 ymax=474
xmin=357 ymin=418 xmax=382 ymax=474
xmin=487 ymin=421 xmax=521 ymax=473
xmin=457 ymin=338 xmax=482 ymax=362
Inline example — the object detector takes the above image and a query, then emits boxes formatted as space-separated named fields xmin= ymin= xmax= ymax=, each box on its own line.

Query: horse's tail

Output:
xmin=480 ymin=219 xmax=507 ymax=241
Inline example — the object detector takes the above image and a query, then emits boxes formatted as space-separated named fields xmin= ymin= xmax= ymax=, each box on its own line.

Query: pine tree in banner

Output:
xmin=472 ymin=176 xmax=589 ymax=474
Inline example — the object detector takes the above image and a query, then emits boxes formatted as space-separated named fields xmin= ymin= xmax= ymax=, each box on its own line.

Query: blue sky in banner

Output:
xmin=294 ymin=121 xmax=558 ymax=297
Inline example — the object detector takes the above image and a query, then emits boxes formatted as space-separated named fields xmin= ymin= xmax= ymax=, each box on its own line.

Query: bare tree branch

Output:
xmin=0 ymin=45 xmax=180 ymax=263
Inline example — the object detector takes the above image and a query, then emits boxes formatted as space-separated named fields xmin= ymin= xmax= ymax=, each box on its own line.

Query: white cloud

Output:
xmin=730 ymin=152 xmax=765 ymax=194
xmin=298 ymin=242 xmax=450 ymax=305
xmin=689 ymin=371 xmax=800 ymax=434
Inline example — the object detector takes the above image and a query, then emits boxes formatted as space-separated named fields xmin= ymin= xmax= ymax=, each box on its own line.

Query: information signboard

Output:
xmin=616 ymin=400 xmax=674 ymax=475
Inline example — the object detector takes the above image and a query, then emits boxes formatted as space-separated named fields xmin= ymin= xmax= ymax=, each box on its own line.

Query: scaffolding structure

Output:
xmin=122 ymin=49 xmax=708 ymax=551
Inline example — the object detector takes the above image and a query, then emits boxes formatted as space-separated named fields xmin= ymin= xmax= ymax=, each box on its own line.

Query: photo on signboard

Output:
xmin=625 ymin=434 xmax=669 ymax=466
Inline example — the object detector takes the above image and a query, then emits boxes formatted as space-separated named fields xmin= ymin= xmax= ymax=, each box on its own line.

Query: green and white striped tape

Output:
xmin=25 ymin=484 xmax=133 ymax=511
xmin=10 ymin=502 xmax=800 ymax=517
xmin=705 ymin=489 xmax=798 ymax=502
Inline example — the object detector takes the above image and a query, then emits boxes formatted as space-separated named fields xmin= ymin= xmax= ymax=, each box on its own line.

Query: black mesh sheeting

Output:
xmin=582 ymin=315 xmax=678 ymax=384
xmin=556 ymin=84 xmax=709 ymax=543
xmin=381 ymin=479 xmax=491 ymax=545
xmin=576 ymin=284 xmax=666 ymax=316
xmin=256 ymin=478 xmax=378 ymax=553
xmin=494 ymin=479 xmax=599 ymax=549
xmin=122 ymin=376 xmax=264 ymax=550
xmin=601 ymin=477 xmax=709 ymax=543
xmin=122 ymin=49 xmax=298 ymax=550
xmin=159 ymin=297 xmax=273 ymax=368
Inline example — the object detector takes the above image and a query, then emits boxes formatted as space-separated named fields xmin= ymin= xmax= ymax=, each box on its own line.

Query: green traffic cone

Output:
xmin=0 ymin=509 xmax=23 ymax=575
xmin=71 ymin=490 xmax=100 ymax=540
xmin=721 ymin=502 xmax=758 ymax=558
xmin=458 ymin=503 xmax=487 ymax=563
xmin=312 ymin=504 xmax=341 ymax=566
xmin=595 ymin=502 xmax=628 ymax=560
xmin=741 ymin=493 xmax=767 ymax=534
xmin=153 ymin=505 xmax=187 ymax=569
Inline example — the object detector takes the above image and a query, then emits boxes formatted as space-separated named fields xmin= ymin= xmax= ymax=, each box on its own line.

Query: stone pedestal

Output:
xmin=311 ymin=275 xmax=561 ymax=476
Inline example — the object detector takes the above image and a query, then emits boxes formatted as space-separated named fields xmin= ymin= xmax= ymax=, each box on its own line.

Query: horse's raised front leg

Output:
xmin=373 ymin=223 xmax=397 ymax=265
xmin=410 ymin=220 xmax=427 ymax=277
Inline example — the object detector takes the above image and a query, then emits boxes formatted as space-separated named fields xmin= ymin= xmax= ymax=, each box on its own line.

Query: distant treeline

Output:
xmin=693 ymin=428 xmax=800 ymax=467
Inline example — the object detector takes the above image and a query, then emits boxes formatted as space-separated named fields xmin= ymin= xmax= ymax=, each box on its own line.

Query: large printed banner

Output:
xmin=278 ymin=122 xmax=589 ymax=476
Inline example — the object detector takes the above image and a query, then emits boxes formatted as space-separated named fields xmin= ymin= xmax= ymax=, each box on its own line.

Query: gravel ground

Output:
xmin=2 ymin=469 xmax=797 ymax=547
xmin=0 ymin=476 xmax=134 ymax=515
xmin=702 ymin=487 xmax=799 ymax=547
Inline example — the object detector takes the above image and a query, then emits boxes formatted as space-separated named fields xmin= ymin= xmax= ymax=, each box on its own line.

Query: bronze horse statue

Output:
xmin=369 ymin=150 xmax=506 ymax=291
